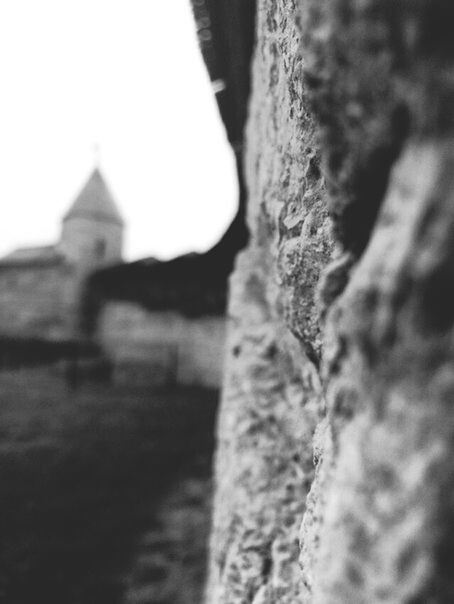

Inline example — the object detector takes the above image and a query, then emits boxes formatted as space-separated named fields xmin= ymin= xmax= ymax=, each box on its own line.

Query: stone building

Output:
xmin=84 ymin=248 xmax=231 ymax=388
xmin=0 ymin=167 xmax=124 ymax=339
xmin=0 ymin=164 xmax=228 ymax=387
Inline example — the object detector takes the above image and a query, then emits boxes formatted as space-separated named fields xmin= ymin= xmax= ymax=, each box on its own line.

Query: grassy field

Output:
xmin=0 ymin=369 xmax=218 ymax=604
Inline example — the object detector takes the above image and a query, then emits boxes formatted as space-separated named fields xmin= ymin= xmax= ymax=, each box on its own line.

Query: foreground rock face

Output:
xmin=207 ymin=1 xmax=454 ymax=602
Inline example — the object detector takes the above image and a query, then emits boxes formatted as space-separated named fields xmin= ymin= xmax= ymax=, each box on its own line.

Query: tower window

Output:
xmin=95 ymin=239 xmax=106 ymax=259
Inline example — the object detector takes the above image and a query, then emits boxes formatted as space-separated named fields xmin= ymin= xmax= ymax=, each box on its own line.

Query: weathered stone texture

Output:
xmin=207 ymin=0 xmax=454 ymax=602
xmin=207 ymin=1 xmax=332 ymax=601
xmin=207 ymin=249 xmax=323 ymax=602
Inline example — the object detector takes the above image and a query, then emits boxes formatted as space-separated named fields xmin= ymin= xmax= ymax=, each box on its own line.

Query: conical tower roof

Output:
xmin=63 ymin=167 xmax=124 ymax=226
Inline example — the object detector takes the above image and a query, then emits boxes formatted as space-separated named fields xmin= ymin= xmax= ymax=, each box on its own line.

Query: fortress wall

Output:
xmin=207 ymin=0 xmax=454 ymax=602
xmin=176 ymin=316 xmax=227 ymax=388
xmin=0 ymin=264 xmax=70 ymax=339
xmin=98 ymin=301 xmax=226 ymax=388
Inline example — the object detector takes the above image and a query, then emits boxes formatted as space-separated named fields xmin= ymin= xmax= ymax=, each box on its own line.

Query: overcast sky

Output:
xmin=0 ymin=0 xmax=237 ymax=261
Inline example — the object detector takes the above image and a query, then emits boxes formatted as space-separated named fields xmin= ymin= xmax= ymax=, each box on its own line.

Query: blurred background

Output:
xmin=0 ymin=0 xmax=255 ymax=602
xmin=0 ymin=0 xmax=237 ymax=262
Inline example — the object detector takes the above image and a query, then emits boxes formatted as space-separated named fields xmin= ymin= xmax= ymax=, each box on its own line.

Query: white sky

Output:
xmin=0 ymin=0 xmax=238 ymax=261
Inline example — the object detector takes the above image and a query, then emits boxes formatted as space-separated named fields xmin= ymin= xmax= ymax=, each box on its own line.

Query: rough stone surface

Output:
xmin=207 ymin=0 xmax=454 ymax=602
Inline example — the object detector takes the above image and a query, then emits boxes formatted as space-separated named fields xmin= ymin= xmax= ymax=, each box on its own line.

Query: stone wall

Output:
xmin=0 ymin=264 xmax=72 ymax=339
xmin=98 ymin=301 xmax=226 ymax=388
xmin=207 ymin=1 xmax=454 ymax=602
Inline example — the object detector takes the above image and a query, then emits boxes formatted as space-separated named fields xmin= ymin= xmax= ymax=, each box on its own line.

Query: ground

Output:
xmin=0 ymin=369 xmax=218 ymax=604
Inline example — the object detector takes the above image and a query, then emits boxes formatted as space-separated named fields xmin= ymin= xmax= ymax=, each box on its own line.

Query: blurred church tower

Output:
xmin=59 ymin=167 xmax=124 ymax=271
xmin=58 ymin=166 xmax=124 ymax=337
xmin=0 ymin=165 xmax=125 ymax=340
